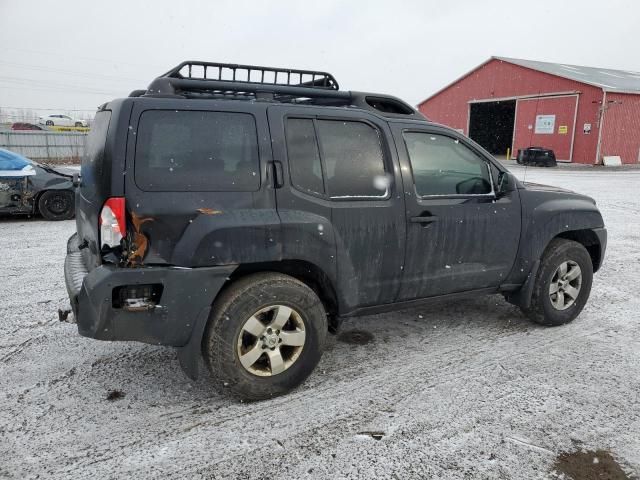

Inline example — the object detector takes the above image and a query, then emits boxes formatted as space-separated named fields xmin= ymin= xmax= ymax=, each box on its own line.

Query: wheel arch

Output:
xmin=225 ymin=260 xmax=340 ymax=332
xmin=554 ymin=229 xmax=604 ymax=272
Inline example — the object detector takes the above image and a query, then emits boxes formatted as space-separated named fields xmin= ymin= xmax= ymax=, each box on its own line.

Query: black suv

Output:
xmin=64 ymin=61 xmax=606 ymax=400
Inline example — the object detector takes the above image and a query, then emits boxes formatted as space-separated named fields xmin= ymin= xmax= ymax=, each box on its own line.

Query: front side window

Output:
xmin=135 ymin=110 xmax=260 ymax=192
xmin=316 ymin=120 xmax=387 ymax=198
xmin=403 ymin=132 xmax=492 ymax=196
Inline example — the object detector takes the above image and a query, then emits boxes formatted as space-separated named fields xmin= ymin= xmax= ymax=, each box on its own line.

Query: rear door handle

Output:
xmin=271 ymin=161 xmax=284 ymax=188
xmin=410 ymin=215 xmax=438 ymax=224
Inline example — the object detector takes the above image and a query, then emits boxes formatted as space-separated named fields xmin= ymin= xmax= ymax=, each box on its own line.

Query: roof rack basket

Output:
xmin=144 ymin=61 xmax=349 ymax=100
xmin=137 ymin=60 xmax=424 ymax=119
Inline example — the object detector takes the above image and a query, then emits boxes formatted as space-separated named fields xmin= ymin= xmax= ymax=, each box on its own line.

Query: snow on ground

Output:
xmin=1 ymin=167 xmax=639 ymax=479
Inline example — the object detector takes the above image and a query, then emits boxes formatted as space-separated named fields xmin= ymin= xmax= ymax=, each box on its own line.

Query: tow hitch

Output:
xmin=58 ymin=307 xmax=75 ymax=323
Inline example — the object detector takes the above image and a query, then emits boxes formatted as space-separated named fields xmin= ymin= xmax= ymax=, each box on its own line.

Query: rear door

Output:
xmin=392 ymin=123 xmax=521 ymax=300
xmin=268 ymin=106 xmax=406 ymax=311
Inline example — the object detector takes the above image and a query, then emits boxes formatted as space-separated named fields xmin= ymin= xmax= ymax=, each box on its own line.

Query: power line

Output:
xmin=0 ymin=106 xmax=97 ymax=112
xmin=0 ymin=76 xmax=124 ymax=96
xmin=0 ymin=59 xmax=147 ymax=85
xmin=0 ymin=47 xmax=166 ymax=72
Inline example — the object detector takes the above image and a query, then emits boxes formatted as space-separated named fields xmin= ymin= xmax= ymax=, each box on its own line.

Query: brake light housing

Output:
xmin=100 ymin=197 xmax=126 ymax=248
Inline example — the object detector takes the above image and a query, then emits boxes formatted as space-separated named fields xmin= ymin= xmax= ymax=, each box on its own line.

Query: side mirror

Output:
xmin=72 ymin=172 xmax=81 ymax=188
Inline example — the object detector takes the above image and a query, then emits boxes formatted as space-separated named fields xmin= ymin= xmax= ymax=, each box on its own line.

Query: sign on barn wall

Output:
xmin=534 ymin=114 xmax=556 ymax=134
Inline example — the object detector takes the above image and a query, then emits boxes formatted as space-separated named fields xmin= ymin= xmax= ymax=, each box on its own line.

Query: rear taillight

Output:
xmin=99 ymin=197 xmax=126 ymax=248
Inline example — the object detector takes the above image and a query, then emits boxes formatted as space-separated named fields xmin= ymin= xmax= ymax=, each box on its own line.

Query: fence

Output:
xmin=0 ymin=131 xmax=87 ymax=163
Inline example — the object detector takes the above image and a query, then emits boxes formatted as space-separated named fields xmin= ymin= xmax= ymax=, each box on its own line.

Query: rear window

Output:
xmin=134 ymin=110 xmax=260 ymax=192
xmin=81 ymin=110 xmax=111 ymax=200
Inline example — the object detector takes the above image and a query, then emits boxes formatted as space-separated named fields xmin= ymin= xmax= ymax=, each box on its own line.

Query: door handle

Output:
xmin=271 ymin=161 xmax=284 ymax=188
xmin=410 ymin=215 xmax=438 ymax=224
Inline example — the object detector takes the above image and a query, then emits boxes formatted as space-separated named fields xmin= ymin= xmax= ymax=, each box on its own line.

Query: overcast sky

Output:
xmin=1 ymin=0 xmax=639 ymax=115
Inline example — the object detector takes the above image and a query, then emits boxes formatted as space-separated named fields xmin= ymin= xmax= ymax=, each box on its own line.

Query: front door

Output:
xmin=268 ymin=106 xmax=406 ymax=311
xmin=392 ymin=124 xmax=521 ymax=300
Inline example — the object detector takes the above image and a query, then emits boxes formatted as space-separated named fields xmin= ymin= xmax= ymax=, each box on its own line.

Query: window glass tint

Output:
xmin=403 ymin=132 xmax=492 ymax=196
xmin=285 ymin=118 xmax=324 ymax=195
xmin=81 ymin=109 xmax=111 ymax=200
xmin=135 ymin=110 xmax=260 ymax=192
xmin=316 ymin=120 xmax=386 ymax=198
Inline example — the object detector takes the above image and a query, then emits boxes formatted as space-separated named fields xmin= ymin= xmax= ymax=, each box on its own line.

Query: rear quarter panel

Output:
xmin=124 ymin=99 xmax=280 ymax=267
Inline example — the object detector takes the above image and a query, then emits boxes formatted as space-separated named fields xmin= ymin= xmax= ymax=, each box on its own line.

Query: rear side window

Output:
xmin=284 ymin=117 xmax=387 ymax=199
xmin=285 ymin=118 xmax=324 ymax=195
xmin=134 ymin=110 xmax=260 ymax=192
xmin=316 ymin=120 xmax=386 ymax=198
xmin=403 ymin=132 xmax=493 ymax=196
xmin=81 ymin=109 xmax=111 ymax=200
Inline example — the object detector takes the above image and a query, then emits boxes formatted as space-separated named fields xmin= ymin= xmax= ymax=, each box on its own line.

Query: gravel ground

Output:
xmin=1 ymin=166 xmax=639 ymax=479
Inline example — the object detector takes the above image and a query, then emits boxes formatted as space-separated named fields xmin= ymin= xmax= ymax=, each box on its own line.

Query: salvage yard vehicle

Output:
xmin=0 ymin=148 xmax=75 ymax=220
xmin=63 ymin=61 xmax=607 ymax=400
xmin=38 ymin=113 xmax=88 ymax=128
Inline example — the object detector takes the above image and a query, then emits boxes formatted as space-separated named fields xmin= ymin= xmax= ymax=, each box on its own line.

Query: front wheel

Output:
xmin=38 ymin=190 xmax=75 ymax=220
xmin=203 ymin=273 xmax=327 ymax=400
xmin=521 ymin=239 xmax=593 ymax=326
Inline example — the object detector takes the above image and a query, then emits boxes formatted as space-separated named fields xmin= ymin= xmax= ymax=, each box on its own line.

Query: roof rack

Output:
xmin=144 ymin=60 xmax=347 ymax=99
xmin=138 ymin=61 xmax=425 ymax=120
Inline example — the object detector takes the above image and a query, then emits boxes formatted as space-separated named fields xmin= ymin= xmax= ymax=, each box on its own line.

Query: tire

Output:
xmin=38 ymin=190 xmax=75 ymax=220
xmin=521 ymin=238 xmax=593 ymax=326
xmin=74 ymin=122 xmax=83 ymax=127
xmin=45 ymin=120 xmax=54 ymax=126
xmin=203 ymin=272 xmax=327 ymax=401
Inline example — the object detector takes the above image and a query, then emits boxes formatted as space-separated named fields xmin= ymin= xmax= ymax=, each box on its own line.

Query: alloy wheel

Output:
xmin=236 ymin=304 xmax=306 ymax=376
xmin=549 ymin=260 xmax=582 ymax=310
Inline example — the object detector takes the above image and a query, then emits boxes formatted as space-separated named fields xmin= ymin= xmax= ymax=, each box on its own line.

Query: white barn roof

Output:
xmin=495 ymin=56 xmax=640 ymax=93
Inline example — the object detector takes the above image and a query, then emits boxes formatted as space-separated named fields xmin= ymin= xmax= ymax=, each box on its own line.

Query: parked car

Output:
xmin=517 ymin=146 xmax=558 ymax=167
xmin=38 ymin=114 xmax=88 ymax=128
xmin=0 ymin=148 xmax=75 ymax=220
xmin=63 ymin=61 xmax=606 ymax=400
xmin=11 ymin=122 xmax=44 ymax=131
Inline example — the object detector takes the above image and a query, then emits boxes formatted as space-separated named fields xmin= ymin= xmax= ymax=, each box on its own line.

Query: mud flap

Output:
xmin=175 ymin=306 xmax=212 ymax=380
xmin=505 ymin=260 xmax=540 ymax=309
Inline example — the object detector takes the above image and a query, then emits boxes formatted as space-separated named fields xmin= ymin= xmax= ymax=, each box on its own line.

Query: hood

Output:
xmin=521 ymin=181 xmax=596 ymax=205
xmin=521 ymin=181 xmax=575 ymax=194
xmin=35 ymin=162 xmax=76 ymax=178
xmin=49 ymin=165 xmax=78 ymax=177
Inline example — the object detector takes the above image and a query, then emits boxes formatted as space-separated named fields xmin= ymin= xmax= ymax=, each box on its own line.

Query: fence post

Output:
xmin=44 ymin=132 xmax=50 ymax=160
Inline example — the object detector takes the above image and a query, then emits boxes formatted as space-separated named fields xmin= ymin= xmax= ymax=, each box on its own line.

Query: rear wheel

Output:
xmin=521 ymin=239 xmax=593 ymax=326
xmin=38 ymin=190 xmax=75 ymax=220
xmin=74 ymin=122 xmax=83 ymax=127
xmin=203 ymin=272 xmax=327 ymax=400
xmin=45 ymin=120 xmax=54 ymax=126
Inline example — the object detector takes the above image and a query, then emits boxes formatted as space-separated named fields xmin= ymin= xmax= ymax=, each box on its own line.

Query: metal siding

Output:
xmin=419 ymin=59 xmax=603 ymax=163
xmin=600 ymin=92 xmax=640 ymax=164
xmin=512 ymin=96 xmax=577 ymax=161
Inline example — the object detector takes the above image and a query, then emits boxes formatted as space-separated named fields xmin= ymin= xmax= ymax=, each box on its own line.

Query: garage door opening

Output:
xmin=468 ymin=100 xmax=516 ymax=156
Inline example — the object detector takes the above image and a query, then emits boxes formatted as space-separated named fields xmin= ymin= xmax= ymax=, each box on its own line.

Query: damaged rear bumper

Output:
xmin=63 ymin=233 xmax=236 ymax=346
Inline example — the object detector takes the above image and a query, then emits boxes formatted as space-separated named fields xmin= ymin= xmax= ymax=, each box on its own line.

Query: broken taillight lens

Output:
xmin=99 ymin=197 xmax=126 ymax=248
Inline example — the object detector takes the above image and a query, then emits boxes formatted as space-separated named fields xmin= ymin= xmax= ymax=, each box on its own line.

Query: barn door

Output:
xmin=512 ymin=95 xmax=578 ymax=162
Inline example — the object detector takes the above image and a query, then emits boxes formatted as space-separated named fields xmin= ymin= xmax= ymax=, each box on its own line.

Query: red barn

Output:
xmin=418 ymin=57 xmax=640 ymax=164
